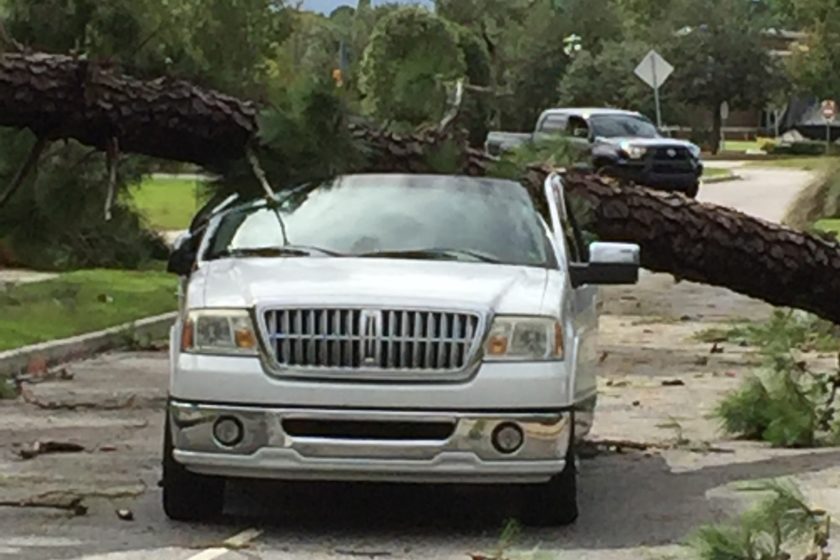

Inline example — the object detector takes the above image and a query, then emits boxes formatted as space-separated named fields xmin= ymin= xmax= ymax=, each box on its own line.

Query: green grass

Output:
xmin=127 ymin=177 xmax=208 ymax=230
xmin=720 ymin=140 xmax=761 ymax=152
xmin=0 ymin=270 xmax=178 ymax=351
xmin=815 ymin=218 xmax=840 ymax=235
xmin=746 ymin=157 xmax=840 ymax=171
xmin=702 ymin=166 xmax=732 ymax=179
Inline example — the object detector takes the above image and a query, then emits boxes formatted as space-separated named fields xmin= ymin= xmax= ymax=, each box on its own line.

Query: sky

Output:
xmin=301 ymin=0 xmax=433 ymax=13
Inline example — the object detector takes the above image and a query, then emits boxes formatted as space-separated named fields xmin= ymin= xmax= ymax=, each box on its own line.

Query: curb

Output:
xmin=0 ymin=312 xmax=177 ymax=376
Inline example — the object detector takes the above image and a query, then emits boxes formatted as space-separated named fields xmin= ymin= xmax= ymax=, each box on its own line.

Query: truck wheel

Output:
xmin=162 ymin=414 xmax=225 ymax=521
xmin=520 ymin=443 xmax=578 ymax=527
xmin=685 ymin=182 xmax=700 ymax=198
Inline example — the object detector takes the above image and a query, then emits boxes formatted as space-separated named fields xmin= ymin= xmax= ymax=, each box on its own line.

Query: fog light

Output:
xmin=492 ymin=422 xmax=524 ymax=454
xmin=213 ymin=416 xmax=244 ymax=447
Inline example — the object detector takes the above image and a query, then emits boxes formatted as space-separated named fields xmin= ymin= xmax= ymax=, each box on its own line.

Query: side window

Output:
xmin=566 ymin=116 xmax=590 ymax=140
xmin=539 ymin=114 xmax=569 ymax=134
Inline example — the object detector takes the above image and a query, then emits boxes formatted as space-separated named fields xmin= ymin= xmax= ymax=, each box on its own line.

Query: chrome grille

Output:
xmin=263 ymin=308 xmax=481 ymax=372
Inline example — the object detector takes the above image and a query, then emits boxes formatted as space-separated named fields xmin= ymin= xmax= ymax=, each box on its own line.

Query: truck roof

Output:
xmin=541 ymin=108 xmax=642 ymax=118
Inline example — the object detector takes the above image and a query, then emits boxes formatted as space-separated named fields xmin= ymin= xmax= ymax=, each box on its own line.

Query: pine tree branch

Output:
xmin=0 ymin=135 xmax=49 ymax=208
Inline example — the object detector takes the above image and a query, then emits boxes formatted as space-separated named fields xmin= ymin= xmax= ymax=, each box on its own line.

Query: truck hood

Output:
xmin=189 ymin=257 xmax=557 ymax=315
xmin=597 ymin=136 xmax=699 ymax=150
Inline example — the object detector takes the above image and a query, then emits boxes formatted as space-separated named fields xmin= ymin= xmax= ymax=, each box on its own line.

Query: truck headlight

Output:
xmin=484 ymin=316 xmax=563 ymax=361
xmin=180 ymin=309 xmax=258 ymax=355
xmin=619 ymin=141 xmax=647 ymax=160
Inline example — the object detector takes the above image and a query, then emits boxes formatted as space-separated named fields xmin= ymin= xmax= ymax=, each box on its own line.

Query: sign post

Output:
xmin=634 ymin=50 xmax=674 ymax=129
xmin=821 ymin=100 xmax=836 ymax=155
xmin=719 ymin=101 xmax=730 ymax=152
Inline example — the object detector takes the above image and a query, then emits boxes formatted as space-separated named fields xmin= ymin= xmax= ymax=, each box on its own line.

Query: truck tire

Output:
xmin=520 ymin=441 xmax=578 ymax=527
xmin=162 ymin=414 xmax=225 ymax=521
xmin=685 ymin=182 xmax=700 ymax=198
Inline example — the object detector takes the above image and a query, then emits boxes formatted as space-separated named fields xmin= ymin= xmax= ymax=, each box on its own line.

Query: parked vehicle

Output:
xmin=163 ymin=173 xmax=641 ymax=526
xmin=486 ymin=108 xmax=704 ymax=197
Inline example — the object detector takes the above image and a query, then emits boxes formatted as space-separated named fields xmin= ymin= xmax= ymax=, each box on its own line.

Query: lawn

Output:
xmin=127 ymin=176 xmax=208 ymax=231
xmin=815 ymin=218 xmax=840 ymax=235
xmin=720 ymin=140 xmax=761 ymax=152
xmin=0 ymin=270 xmax=178 ymax=351
xmin=745 ymin=157 xmax=840 ymax=171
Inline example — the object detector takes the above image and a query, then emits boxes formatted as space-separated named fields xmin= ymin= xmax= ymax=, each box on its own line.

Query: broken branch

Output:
xmin=0 ymin=135 xmax=49 ymax=208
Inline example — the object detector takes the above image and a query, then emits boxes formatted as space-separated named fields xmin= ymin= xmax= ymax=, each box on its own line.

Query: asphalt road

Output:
xmin=0 ymin=166 xmax=823 ymax=560
xmin=699 ymin=164 xmax=814 ymax=222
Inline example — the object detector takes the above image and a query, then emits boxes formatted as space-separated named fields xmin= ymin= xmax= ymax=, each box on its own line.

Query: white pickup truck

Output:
xmin=163 ymin=172 xmax=640 ymax=526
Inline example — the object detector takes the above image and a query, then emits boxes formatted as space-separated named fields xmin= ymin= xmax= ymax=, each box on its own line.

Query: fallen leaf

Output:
xmin=99 ymin=445 xmax=117 ymax=452
xmin=661 ymin=379 xmax=686 ymax=387
xmin=632 ymin=400 xmax=641 ymax=407
xmin=710 ymin=343 xmax=724 ymax=354
xmin=724 ymin=371 xmax=737 ymax=378
xmin=694 ymin=356 xmax=709 ymax=366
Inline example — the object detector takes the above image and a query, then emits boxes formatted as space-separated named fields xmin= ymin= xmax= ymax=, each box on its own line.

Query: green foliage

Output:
xmin=696 ymin=310 xmax=840 ymax=354
xmin=0 ymin=131 xmax=167 ymax=270
xmin=665 ymin=1 xmax=784 ymax=150
xmin=447 ymin=22 xmax=494 ymax=146
xmin=714 ymin=311 xmax=840 ymax=448
xmin=0 ymin=269 xmax=177 ymax=351
xmin=787 ymin=2 xmax=840 ymax=100
xmin=690 ymin=479 xmax=827 ymax=560
xmin=359 ymin=7 xmax=466 ymax=126
xmin=558 ymin=40 xmax=679 ymax=120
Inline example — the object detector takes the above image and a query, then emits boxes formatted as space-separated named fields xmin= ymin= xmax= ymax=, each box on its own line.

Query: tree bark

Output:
xmin=524 ymin=166 xmax=840 ymax=324
xmin=2 ymin=52 xmax=840 ymax=324
xmin=0 ymin=52 xmax=258 ymax=166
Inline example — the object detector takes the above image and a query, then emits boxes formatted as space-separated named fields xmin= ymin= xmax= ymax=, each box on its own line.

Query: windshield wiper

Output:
xmin=219 ymin=245 xmax=343 ymax=258
xmin=358 ymin=248 xmax=501 ymax=263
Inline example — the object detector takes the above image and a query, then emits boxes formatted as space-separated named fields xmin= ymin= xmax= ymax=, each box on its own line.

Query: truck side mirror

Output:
xmin=569 ymin=242 xmax=640 ymax=287
xmin=167 ymin=233 xmax=197 ymax=277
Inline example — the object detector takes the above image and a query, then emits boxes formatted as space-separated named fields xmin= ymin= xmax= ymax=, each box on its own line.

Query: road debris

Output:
xmin=710 ymin=342 xmax=725 ymax=354
xmin=661 ymin=379 xmax=686 ymax=387
xmin=18 ymin=440 xmax=85 ymax=460
xmin=20 ymin=387 xmax=147 ymax=411
xmin=694 ymin=356 xmax=709 ymax=366
xmin=115 ymin=508 xmax=134 ymax=521
xmin=0 ymin=493 xmax=88 ymax=516
xmin=334 ymin=549 xmax=392 ymax=558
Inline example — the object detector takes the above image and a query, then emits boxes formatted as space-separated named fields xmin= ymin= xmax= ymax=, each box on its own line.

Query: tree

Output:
xmin=359 ymin=7 xmax=466 ymax=127
xmin=3 ymin=51 xmax=840 ymax=324
xmin=665 ymin=0 xmax=784 ymax=153
xmin=447 ymin=22 xmax=494 ymax=146
xmin=558 ymin=40 xmax=681 ymax=121
xmin=787 ymin=1 xmax=840 ymax=100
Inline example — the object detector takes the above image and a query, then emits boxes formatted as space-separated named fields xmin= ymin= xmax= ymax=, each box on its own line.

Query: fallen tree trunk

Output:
xmin=1 ymin=51 xmax=839 ymax=323
xmin=533 ymin=167 xmax=840 ymax=324
xmin=0 ymin=52 xmax=258 ymax=165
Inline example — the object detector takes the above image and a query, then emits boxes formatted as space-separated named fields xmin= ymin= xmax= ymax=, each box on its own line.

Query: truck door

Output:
xmin=544 ymin=175 xmax=599 ymax=435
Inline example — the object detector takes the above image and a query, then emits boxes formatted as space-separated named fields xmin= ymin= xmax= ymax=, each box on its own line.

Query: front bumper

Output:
xmin=169 ymin=401 xmax=572 ymax=484
xmin=610 ymin=161 xmax=702 ymax=190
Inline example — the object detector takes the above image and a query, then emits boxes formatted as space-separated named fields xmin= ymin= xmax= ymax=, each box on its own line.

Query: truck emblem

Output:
xmin=666 ymin=148 xmax=677 ymax=158
xmin=359 ymin=310 xmax=383 ymax=365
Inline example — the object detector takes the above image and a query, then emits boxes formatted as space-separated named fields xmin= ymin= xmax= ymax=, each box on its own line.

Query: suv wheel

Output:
xmin=162 ymin=414 xmax=225 ymax=521
xmin=520 ymin=442 xmax=579 ymax=527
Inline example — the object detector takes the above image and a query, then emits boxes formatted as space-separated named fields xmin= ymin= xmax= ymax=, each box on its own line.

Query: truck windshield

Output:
xmin=590 ymin=114 xmax=659 ymax=138
xmin=205 ymin=174 xmax=554 ymax=268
